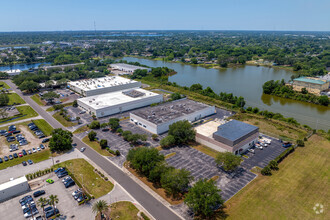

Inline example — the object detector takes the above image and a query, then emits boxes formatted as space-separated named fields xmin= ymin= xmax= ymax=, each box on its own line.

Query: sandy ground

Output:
xmin=0 ymin=125 xmax=44 ymax=156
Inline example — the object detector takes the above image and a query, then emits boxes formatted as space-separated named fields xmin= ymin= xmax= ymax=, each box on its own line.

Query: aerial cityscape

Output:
xmin=0 ymin=1 xmax=329 ymax=220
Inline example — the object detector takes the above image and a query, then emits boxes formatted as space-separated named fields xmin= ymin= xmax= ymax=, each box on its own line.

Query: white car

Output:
xmin=32 ymin=148 xmax=37 ymax=153
xmin=62 ymin=177 xmax=71 ymax=182
xmin=248 ymin=149 xmax=255 ymax=154
xmin=72 ymin=188 xmax=82 ymax=196
xmin=21 ymin=201 xmax=35 ymax=209
xmin=255 ymin=145 xmax=263 ymax=150
xmin=37 ymin=147 xmax=41 ymax=151
xmin=80 ymin=147 xmax=86 ymax=152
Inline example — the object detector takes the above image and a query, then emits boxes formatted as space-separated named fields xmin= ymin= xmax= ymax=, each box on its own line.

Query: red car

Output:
xmin=18 ymin=153 xmax=23 ymax=157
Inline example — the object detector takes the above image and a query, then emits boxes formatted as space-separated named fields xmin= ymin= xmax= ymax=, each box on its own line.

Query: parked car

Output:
xmin=38 ymin=134 xmax=45 ymax=139
xmin=57 ymin=171 xmax=68 ymax=178
xmin=46 ymin=179 xmax=54 ymax=184
xmin=255 ymin=145 xmax=263 ymax=150
xmin=45 ymin=208 xmax=59 ymax=219
xmin=79 ymin=110 xmax=86 ymax=114
xmin=44 ymin=206 xmax=53 ymax=212
xmin=65 ymin=180 xmax=75 ymax=188
xmin=18 ymin=152 xmax=23 ymax=157
xmin=80 ymin=147 xmax=86 ymax=152
xmin=37 ymin=147 xmax=41 ymax=151
xmin=22 ymin=201 xmax=35 ymax=210
xmin=4 ymin=156 xmax=8 ymax=161
xmin=19 ymin=195 xmax=32 ymax=204
xmin=63 ymin=178 xmax=73 ymax=185
xmin=62 ymin=177 xmax=71 ymax=183
xmin=24 ymin=208 xmax=39 ymax=218
xmin=9 ymin=155 xmax=13 ymax=160
xmin=42 ymin=138 xmax=50 ymax=143
xmin=32 ymin=148 xmax=37 ymax=153
xmin=28 ymin=150 xmax=32 ymax=154
xmin=74 ymin=192 xmax=83 ymax=200
xmin=0 ymin=129 xmax=7 ymax=135
xmin=13 ymin=153 xmax=18 ymax=158
xmin=22 ymin=149 xmax=27 ymax=156
xmin=5 ymin=132 xmax=12 ymax=137
xmin=0 ymin=158 xmax=2 ymax=163
xmin=248 ymin=149 xmax=255 ymax=154
xmin=54 ymin=167 xmax=65 ymax=173
xmin=28 ymin=159 xmax=33 ymax=165
xmin=282 ymin=141 xmax=292 ymax=148
xmin=7 ymin=136 xmax=15 ymax=142
xmin=40 ymin=144 xmax=45 ymax=149
xmin=12 ymin=130 xmax=20 ymax=134
xmin=72 ymin=189 xmax=82 ymax=196
xmin=33 ymin=190 xmax=45 ymax=198
xmin=77 ymin=194 xmax=87 ymax=202
xmin=22 ymin=161 xmax=27 ymax=166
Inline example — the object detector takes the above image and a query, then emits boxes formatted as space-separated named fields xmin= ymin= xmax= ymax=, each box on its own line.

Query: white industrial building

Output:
xmin=110 ymin=63 xmax=151 ymax=74
xmin=0 ymin=176 xmax=30 ymax=202
xmin=78 ymin=88 xmax=163 ymax=118
xmin=130 ymin=98 xmax=216 ymax=134
xmin=4 ymin=69 xmax=21 ymax=76
xmin=67 ymin=76 xmax=141 ymax=97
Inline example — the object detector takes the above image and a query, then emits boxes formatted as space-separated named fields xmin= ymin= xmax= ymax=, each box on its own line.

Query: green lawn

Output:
xmin=108 ymin=201 xmax=139 ymax=220
xmin=53 ymin=158 xmax=114 ymax=198
xmin=32 ymin=119 xmax=53 ymax=136
xmin=53 ymin=112 xmax=77 ymax=127
xmin=7 ymin=93 xmax=26 ymax=105
xmin=0 ymin=106 xmax=38 ymax=124
xmin=73 ymin=125 xmax=90 ymax=134
xmin=46 ymin=102 xmax=73 ymax=112
xmin=225 ymin=135 xmax=330 ymax=220
xmin=82 ymin=136 xmax=112 ymax=156
xmin=0 ymin=149 xmax=51 ymax=170
xmin=31 ymin=94 xmax=45 ymax=106
xmin=0 ymin=81 xmax=10 ymax=89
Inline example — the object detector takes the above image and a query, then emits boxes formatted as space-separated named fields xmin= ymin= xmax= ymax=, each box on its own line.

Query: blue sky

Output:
xmin=1 ymin=0 xmax=329 ymax=31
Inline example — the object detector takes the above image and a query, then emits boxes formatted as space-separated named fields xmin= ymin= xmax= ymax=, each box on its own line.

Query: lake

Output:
xmin=123 ymin=57 xmax=330 ymax=131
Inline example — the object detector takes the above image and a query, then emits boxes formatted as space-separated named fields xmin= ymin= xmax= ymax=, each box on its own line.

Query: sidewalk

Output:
xmin=0 ymin=115 xmax=42 ymax=127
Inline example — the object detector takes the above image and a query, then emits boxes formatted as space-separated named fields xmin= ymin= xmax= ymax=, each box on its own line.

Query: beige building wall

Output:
xmin=293 ymin=81 xmax=329 ymax=95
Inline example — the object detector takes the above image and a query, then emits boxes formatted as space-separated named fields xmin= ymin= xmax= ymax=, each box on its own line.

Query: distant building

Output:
xmin=4 ymin=69 xmax=21 ymax=76
xmin=293 ymin=77 xmax=329 ymax=94
xmin=78 ymin=88 xmax=163 ymax=118
xmin=130 ymin=99 xmax=216 ymax=134
xmin=195 ymin=119 xmax=259 ymax=155
xmin=68 ymin=76 xmax=141 ymax=97
xmin=0 ymin=176 xmax=30 ymax=202
xmin=110 ymin=63 xmax=151 ymax=75
xmin=42 ymin=63 xmax=84 ymax=71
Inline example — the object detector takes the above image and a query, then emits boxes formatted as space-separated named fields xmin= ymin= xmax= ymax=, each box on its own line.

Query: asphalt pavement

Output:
xmin=5 ymin=80 xmax=181 ymax=220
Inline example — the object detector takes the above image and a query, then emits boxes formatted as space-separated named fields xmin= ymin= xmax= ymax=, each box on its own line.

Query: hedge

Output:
xmin=275 ymin=146 xmax=295 ymax=163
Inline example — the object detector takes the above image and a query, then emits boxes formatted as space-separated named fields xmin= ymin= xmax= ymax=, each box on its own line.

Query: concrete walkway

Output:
xmin=0 ymin=115 xmax=42 ymax=128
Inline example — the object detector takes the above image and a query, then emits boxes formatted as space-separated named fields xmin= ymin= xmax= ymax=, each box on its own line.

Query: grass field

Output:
xmin=53 ymin=112 xmax=77 ymax=127
xmin=32 ymin=119 xmax=53 ymax=136
xmin=0 ymin=106 xmax=38 ymax=124
xmin=73 ymin=125 xmax=90 ymax=134
xmin=31 ymin=94 xmax=45 ymax=106
xmin=53 ymin=158 xmax=114 ymax=198
xmin=191 ymin=142 xmax=219 ymax=158
xmin=0 ymin=149 xmax=51 ymax=170
xmin=7 ymin=93 xmax=26 ymax=105
xmin=109 ymin=202 xmax=139 ymax=220
xmin=82 ymin=136 xmax=112 ymax=156
xmin=0 ymin=81 xmax=10 ymax=89
xmin=225 ymin=135 xmax=329 ymax=220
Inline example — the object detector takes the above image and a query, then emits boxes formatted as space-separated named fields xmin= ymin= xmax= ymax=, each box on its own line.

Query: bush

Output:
xmin=269 ymin=160 xmax=279 ymax=170
xmin=88 ymin=131 xmax=97 ymax=141
xmin=115 ymin=150 xmax=120 ymax=156
xmin=141 ymin=212 xmax=150 ymax=220
xmin=89 ymin=120 xmax=100 ymax=129
xmin=152 ymin=134 xmax=158 ymax=140
xmin=275 ymin=146 xmax=295 ymax=163
xmin=160 ymin=135 xmax=176 ymax=148
xmin=100 ymin=139 xmax=108 ymax=149
xmin=261 ymin=166 xmax=272 ymax=176
xmin=297 ymin=139 xmax=305 ymax=147
xmin=117 ymin=128 xmax=123 ymax=134
xmin=72 ymin=100 xmax=78 ymax=107
xmin=104 ymin=177 xmax=108 ymax=181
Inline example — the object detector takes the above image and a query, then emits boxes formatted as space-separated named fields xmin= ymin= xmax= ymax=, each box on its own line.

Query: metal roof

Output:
xmin=0 ymin=176 xmax=28 ymax=190
xmin=294 ymin=77 xmax=327 ymax=85
xmin=214 ymin=120 xmax=258 ymax=142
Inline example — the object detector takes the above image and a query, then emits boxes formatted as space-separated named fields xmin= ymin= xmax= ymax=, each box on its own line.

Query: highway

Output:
xmin=6 ymin=80 xmax=181 ymax=220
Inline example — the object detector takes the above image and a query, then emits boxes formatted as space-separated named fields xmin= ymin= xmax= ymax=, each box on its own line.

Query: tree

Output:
xmin=0 ymin=93 xmax=9 ymax=106
xmin=76 ymin=116 xmax=81 ymax=124
xmin=42 ymin=91 xmax=60 ymax=104
xmin=72 ymin=100 xmax=78 ymax=107
xmin=37 ymin=197 xmax=49 ymax=219
xmin=18 ymin=80 xmax=40 ymax=93
xmin=92 ymin=200 xmax=109 ymax=219
xmin=48 ymin=194 xmax=59 ymax=210
xmin=296 ymin=139 xmax=305 ymax=147
xmin=100 ymin=139 xmax=108 ymax=149
xmin=127 ymin=147 xmax=165 ymax=177
xmin=190 ymin=83 xmax=203 ymax=91
xmin=127 ymin=133 xmax=147 ymax=145
xmin=301 ymin=88 xmax=308 ymax=94
xmin=49 ymin=129 xmax=73 ymax=152
xmin=108 ymin=118 xmax=120 ymax=131
xmin=100 ymin=123 xmax=108 ymax=129
xmin=148 ymin=162 xmax=171 ymax=183
xmin=170 ymin=92 xmax=181 ymax=100
xmin=269 ymin=160 xmax=279 ymax=170
xmin=184 ymin=179 xmax=223 ymax=218
xmin=318 ymin=95 xmax=329 ymax=106
xmin=168 ymin=120 xmax=196 ymax=144
xmin=261 ymin=166 xmax=272 ymax=175
xmin=215 ymin=152 xmax=241 ymax=171
xmin=151 ymin=134 xmax=158 ymax=140
xmin=160 ymin=168 xmax=193 ymax=197
xmin=88 ymin=131 xmax=97 ymax=141
xmin=160 ymin=135 xmax=176 ymax=148
xmin=89 ymin=120 xmax=100 ymax=129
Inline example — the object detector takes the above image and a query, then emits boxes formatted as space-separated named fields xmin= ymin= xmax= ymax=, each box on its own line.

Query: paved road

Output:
xmin=5 ymin=80 xmax=181 ymax=220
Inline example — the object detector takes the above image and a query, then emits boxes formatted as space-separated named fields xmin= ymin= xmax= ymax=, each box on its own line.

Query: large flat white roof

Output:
xmin=78 ymin=88 xmax=160 ymax=110
xmin=110 ymin=63 xmax=150 ymax=71
xmin=68 ymin=76 xmax=138 ymax=92
xmin=0 ymin=176 xmax=27 ymax=190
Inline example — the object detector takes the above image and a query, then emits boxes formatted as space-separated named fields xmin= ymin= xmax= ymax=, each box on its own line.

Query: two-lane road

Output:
xmin=5 ymin=80 xmax=181 ymax=220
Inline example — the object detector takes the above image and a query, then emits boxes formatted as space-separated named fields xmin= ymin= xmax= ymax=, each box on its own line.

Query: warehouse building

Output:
xmin=130 ymin=99 xmax=216 ymax=134
xmin=110 ymin=63 xmax=151 ymax=74
xmin=293 ymin=77 xmax=329 ymax=95
xmin=78 ymin=88 xmax=163 ymax=117
xmin=68 ymin=76 xmax=141 ymax=97
xmin=0 ymin=176 xmax=30 ymax=202
xmin=195 ymin=119 xmax=259 ymax=155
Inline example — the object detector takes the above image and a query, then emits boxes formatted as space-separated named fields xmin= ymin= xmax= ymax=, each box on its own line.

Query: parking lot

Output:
xmin=0 ymin=173 xmax=93 ymax=220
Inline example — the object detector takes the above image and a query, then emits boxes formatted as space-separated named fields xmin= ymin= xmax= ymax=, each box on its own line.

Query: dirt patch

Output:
xmin=0 ymin=125 xmax=45 ymax=157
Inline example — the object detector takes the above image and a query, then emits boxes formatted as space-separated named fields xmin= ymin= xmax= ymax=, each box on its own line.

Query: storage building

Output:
xmin=68 ymin=76 xmax=141 ymax=97
xmin=78 ymin=88 xmax=163 ymax=118
xmin=293 ymin=77 xmax=329 ymax=95
xmin=130 ymin=98 xmax=216 ymax=134
xmin=0 ymin=176 xmax=30 ymax=202
xmin=195 ymin=119 xmax=259 ymax=155
xmin=110 ymin=63 xmax=151 ymax=74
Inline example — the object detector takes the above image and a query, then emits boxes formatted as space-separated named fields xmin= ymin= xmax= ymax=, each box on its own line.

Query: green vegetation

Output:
xmin=32 ymin=119 xmax=53 ymax=136
xmin=88 ymin=131 xmax=97 ymax=141
xmin=41 ymin=91 xmax=60 ymax=104
xmin=215 ymin=152 xmax=242 ymax=171
xmin=89 ymin=120 xmax=100 ymax=129
xmin=7 ymin=93 xmax=26 ymax=105
xmin=49 ymin=128 xmax=73 ymax=152
xmin=0 ymin=105 xmax=38 ymax=124
xmin=93 ymin=200 xmax=109 ymax=219
xmin=53 ymin=159 xmax=114 ymax=198
xmin=263 ymin=79 xmax=329 ymax=106
xmin=108 ymin=118 xmax=120 ymax=131
xmin=0 ymin=81 xmax=10 ymax=89
xmin=122 ymin=130 xmax=147 ymax=145
xmin=0 ymin=150 xmax=51 ymax=170
xmin=31 ymin=94 xmax=45 ymax=106
xmin=109 ymin=201 xmax=139 ymax=220
xmin=225 ymin=135 xmax=330 ymax=219
xmin=73 ymin=125 xmax=90 ymax=134
xmin=53 ymin=112 xmax=77 ymax=127
xmin=168 ymin=120 xmax=196 ymax=144
xmin=82 ymin=136 xmax=112 ymax=156
xmin=46 ymin=102 xmax=72 ymax=112
xmin=0 ymin=93 xmax=9 ymax=106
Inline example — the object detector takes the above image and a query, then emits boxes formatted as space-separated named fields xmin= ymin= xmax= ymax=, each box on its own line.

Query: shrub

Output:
xmin=261 ymin=166 xmax=272 ymax=176
xmin=160 ymin=135 xmax=176 ymax=148
xmin=275 ymin=146 xmax=295 ymax=163
xmin=89 ymin=120 xmax=100 ymax=129
xmin=115 ymin=150 xmax=120 ymax=156
xmin=117 ymin=128 xmax=123 ymax=134
xmin=88 ymin=131 xmax=97 ymax=141
xmin=72 ymin=100 xmax=78 ymax=107
xmin=141 ymin=212 xmax=150 ymax=220
xmin=104 ymin=177 xmax=108 ymax=181
xmin=152 ymin=134 xmax=158 ymax=140
xmin=297 ymin=139 xmax=305 ymax=147
xmin=100 ymin=139 xmax=108 ymax=149
xmin=269 ymin=160 xmax=279 ymax=170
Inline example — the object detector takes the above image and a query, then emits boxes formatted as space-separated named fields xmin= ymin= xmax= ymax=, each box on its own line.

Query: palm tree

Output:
xmin=92 ymin=200 xmax=109 ymax=219
xmin=48 ymin=194 xmax=59 ymax=210
xmin=37 ymin=197 xmax=48 ymax=219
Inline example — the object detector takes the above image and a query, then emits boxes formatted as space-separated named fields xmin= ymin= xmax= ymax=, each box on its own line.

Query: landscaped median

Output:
xmin=0 ymin=149 xmax=51 ymax=170
xmin=53 ymin=111 xmax=77 ymax=127
xmin=0 ymin=81 xmax=10 ymax=89
xmin=7 ymin=93 xmax=26 ymax=105
xmin=52 ymin=158 xmax=114 ymax=199
xmin=82 ymin=136 xmax=113 ymax=156
xmin=31 ymin=94 xmax=46 ymax=106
